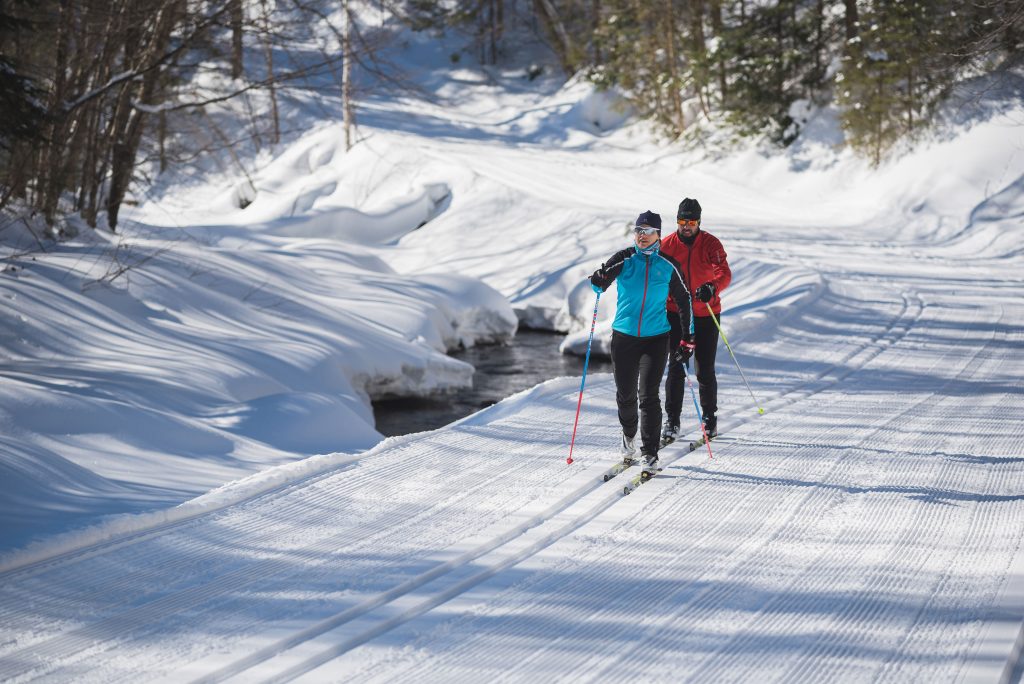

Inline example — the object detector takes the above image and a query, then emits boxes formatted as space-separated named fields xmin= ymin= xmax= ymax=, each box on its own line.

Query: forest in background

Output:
xmin=1 ymin=0 xmax=1021 ymax=233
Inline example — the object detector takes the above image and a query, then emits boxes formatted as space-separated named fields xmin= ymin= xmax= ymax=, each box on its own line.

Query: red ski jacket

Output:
xmin=660 ymin=228 xmax=732 ymax=317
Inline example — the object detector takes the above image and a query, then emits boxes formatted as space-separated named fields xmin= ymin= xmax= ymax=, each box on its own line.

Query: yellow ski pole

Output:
xmin=706 ymin=307 xmax=765 ymax=415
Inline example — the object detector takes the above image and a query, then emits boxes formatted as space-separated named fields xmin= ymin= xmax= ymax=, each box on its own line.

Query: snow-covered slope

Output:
xmin=0 ymin=212 xmax=1022 ymax=680
xmin=0 ymin=192 xmax=517 ymax=551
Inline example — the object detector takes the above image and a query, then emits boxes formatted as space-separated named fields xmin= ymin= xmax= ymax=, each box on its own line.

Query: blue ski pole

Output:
xmin=567 ymin=291 xmax=600 ymax=465
xmin=684 ymin=365 xmax=714 ymax=459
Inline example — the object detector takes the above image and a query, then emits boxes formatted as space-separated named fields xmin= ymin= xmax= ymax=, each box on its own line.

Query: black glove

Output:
xmin=672 ymin=335 xmax=695 ymax=364
xmin=694 ymin=282 xmax=715 ymax=303
xmin=590 ymin=267 xmax=611 ymax=292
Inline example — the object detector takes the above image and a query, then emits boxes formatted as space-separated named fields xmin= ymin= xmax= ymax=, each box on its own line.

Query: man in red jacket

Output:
xmin=660 ymin=197 xmax=732 ymax=444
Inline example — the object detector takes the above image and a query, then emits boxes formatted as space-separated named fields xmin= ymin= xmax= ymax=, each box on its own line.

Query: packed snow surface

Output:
xmin=1 ymin=27 xmax=1024 ymax=684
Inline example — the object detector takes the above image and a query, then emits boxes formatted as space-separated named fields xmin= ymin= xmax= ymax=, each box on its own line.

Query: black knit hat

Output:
xmin=677 ymin=198 xmax=702 ymax=221
xmin=635 ymin=210 xmax=662 ymax=231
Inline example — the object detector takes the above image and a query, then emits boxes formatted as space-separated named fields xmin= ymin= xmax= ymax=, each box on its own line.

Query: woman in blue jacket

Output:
xmin=590 ymin=210 xmax=693 ymax=476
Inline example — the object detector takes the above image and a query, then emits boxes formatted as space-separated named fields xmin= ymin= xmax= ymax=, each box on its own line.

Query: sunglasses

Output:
xmin=677 ymin=219 xmax=699 ymax=227
xmin=634 ymin=226 xmax=660 ymax=236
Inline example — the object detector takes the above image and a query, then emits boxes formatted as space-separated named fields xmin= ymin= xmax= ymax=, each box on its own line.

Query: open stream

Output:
xmin=372 ymin=329 xmax=613 ymax=437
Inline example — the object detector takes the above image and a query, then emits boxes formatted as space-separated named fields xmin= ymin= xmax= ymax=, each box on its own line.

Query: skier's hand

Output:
xmin=672 ymin=336 xmax=695 ymax=364
xmin=695 ymin=282 xmax=715 ymax=303
xmin=589 ymin=267 xmax=611 ymax=292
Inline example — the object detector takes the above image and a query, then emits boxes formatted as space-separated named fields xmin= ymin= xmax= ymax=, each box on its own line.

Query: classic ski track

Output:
xmin=363 ymin=417 xmax=878 ymax=682
xmin=183 ymin=463 xmax=639 ymax=683
xmin=0 ymin=465 xmax=368 ymax=629
xmin=192 ymin=282 xmax=920 ymax=681
xmin=677 ymin=296 xmax=1001 ymax=682
xmin=10 ymin=458 xmax=602 ymax=671
xmin=871 ymin=333 xmax=1023 ymax=680
xmin=2 ymin=249 xmax=1017 ymax=682
xmin=0 ymin=410 xmax=532 ymax=586
xmin=327 ymin=287 xmax=1009 ymax=682
xmin=0 ymin=428 xmax=569 ymax=680
xmin=778 ymin=304 xmax=1012 ymax=682
xmin=412 ymin=443 xmax=834 ymax=683
xmin=9 ymin=274 xmax=915 ymax=682
xmin=235 ymin=280 xmax=926 ymax=681
xmin=0 ymin=457 xmax=357 ymax=583
xmin=0 ymin=440 xmax=450 ymax=657
xmin=528 ymin=298 xmax=983 ymax=679
xmin=13 ymin=415 xmax=626 ymax=682
xmin=732 ymin=287 xmax=923 ymax=419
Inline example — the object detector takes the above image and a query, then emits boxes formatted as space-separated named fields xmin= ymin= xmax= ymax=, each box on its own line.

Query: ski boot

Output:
xmin=640 ymin=452 xmax=660 ymax=481
xmin=703 ymin=413 xmax=718 ymax=440
xmin=621 ymin=432 xmax=638 ymax=466
xmin=660 ymin=420 xmax=680 ymax=447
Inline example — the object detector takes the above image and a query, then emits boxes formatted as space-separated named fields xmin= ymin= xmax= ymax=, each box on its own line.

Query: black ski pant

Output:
xmin=611 ymin=330 xmax=669 ymax=457
xmin=665 ymin=313 xmax=720 ymax=425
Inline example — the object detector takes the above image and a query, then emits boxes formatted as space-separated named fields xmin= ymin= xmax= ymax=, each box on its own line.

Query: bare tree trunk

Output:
xmin=907 ymin=70 xmax=914 ymax=133
xmin=709 ymin=0 xmax=725 ymax=105
xmin=491 ymin=0 xmax=499 ymax=61
xmin=874 ymin=71 xmax=883 ymax=166
xmin=534 ymin=0 xmax=575 ymax=72
xmin=76 ymin=104 xmax=98 ymax=216
xmin=663 ymin=0 xmax=685 ymax=135
xmin=107 ymin=0 xmax=181 ymax=229
xmin=689 ymin=0 xmax=710 ymax=117
xmin=259 ymin=0 xmax=279 ymax=144
xmin=843 ymin=0 xmax=858 ymax=42
xmin=342 ymin=0 xmax=355 ymax=151
xmin=158 ymin=109 xmax=168 ymax=173
xmin=230 ymin=0 xmax=244 ymax=79
xmin=475 ymin=0 xmax=484 ymax=63
xmin=485 ymin=0 xmax=502 ymax=65
xmin=39 ymin=0 xmax=74 ymax=222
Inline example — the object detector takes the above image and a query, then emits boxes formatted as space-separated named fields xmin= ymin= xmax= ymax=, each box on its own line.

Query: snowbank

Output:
xmin=0 ymin=207 xmax=516 ymax=553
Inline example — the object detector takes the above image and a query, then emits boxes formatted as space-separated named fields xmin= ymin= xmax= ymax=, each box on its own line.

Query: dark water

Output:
xmin=372 ymin=329 xmax=613 ymax=437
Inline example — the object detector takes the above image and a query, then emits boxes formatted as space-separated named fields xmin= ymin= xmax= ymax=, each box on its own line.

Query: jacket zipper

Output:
xmin=637 ymin=255 xmax=651 ymax=335
xmin=687 ymin=236 xmax=697 ymax=315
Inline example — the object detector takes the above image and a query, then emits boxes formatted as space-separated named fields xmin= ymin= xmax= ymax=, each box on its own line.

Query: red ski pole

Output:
xmin=567 ymin=291 xmax=601 ymax=465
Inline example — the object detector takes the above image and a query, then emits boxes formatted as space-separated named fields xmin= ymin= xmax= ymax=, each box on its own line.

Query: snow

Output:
xmin=2 ymin=12 xmax=1024 ymax=683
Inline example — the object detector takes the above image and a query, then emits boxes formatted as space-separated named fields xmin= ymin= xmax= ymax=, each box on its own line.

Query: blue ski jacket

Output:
xmin=593 ymin=244 xmax=693 ymax=338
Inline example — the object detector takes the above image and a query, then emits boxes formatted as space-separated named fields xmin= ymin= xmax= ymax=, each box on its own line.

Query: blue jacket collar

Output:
xmin=635 ymin=241 xmax=660 ymax=257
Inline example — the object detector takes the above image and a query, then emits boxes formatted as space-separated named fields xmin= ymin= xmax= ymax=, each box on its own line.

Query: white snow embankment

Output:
xmin=0 ymin=215 xmax=517 ymax=557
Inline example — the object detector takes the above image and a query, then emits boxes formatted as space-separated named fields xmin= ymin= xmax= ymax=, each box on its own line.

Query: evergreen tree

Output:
xmin=837 ymin=0 xmax=961 ymax=164
xmin=586 ymin=0 xmax=704 ymax=137
xmin=716 ymin=0 xmax=823 ymax=144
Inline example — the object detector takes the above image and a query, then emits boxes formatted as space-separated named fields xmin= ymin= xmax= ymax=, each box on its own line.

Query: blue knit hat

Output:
xmin=635 ymin=210 xmax=662 ymax=231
